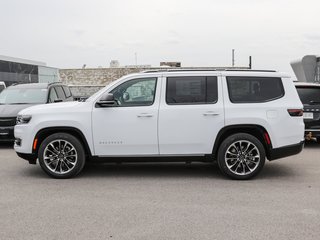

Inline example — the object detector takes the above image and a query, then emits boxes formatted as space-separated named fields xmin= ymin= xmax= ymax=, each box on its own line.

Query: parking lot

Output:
xmin=0 ymin=142 xmax=319 ymax=240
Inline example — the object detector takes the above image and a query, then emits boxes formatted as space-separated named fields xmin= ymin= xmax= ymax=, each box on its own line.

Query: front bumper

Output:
xmin=268 ymin=140 xmax=304 ymax=161
xmin=16 ymin=152 xmax=37 ymax=164
xmin=0 ymin=126 xmax=15 ymax=142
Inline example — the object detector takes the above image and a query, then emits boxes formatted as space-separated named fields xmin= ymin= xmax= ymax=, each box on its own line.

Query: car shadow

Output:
xmin=80 ymin=162 xmax=225 ymax=180
xmin=0 ymin=142 xmax=14 ymax=149
xmin=79 ymin=160 xmax=297 ymax=180
xmin=304 ymin=141 xmax=320 ymax=149
xmin=258 ymin=162 xmax=298 ymax=179
xmin=20 ymin=161 xmax=298 ymax=180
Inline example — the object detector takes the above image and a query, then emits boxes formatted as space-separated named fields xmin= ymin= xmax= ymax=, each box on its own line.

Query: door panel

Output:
xmin=92 ymin=77 xmax=160 ymax=156
xmin=159 ymin=75 xmax=224 ymax=155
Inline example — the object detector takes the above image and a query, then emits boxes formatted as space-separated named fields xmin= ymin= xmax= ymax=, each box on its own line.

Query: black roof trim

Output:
xmin=142 ymin=69 xmax=276 ymax=73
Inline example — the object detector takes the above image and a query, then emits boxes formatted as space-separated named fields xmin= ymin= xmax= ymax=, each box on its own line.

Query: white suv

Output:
xmin=14 ymin=70 xmax=305 ymax=179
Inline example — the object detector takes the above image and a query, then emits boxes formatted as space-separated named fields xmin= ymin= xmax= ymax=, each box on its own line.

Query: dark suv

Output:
xmin=0 ymin=82 xmax=73 ymax=141
xmin=295 ymin=82 xmax=320 ymax=142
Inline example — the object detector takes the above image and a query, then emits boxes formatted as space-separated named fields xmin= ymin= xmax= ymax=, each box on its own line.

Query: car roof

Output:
xmin=7 ymin=82 xmax=64 ymax=89
xmin=294 ymin=82 xmax=320 ymax=87
xmin=123 ymin=69 xmax=291 ymax=79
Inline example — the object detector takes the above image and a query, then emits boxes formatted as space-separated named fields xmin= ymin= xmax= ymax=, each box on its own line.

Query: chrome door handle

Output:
xmin=203 ymin=111 xmax=220 ymax=116
xmin=137 ymin=113 xmax=153 ymax=118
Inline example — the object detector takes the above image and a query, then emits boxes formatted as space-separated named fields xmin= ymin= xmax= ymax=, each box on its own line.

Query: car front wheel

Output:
xmin=217 ymin=133 xmax=266 ymax=180
xmin=38 ymin=133 xmax=86 ymax=179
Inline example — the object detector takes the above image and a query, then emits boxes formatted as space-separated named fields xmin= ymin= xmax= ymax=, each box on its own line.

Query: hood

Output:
xmin=0 ymin=104 xmax=36 ymax=118
xmin=18 ymin=101 xmax=83 ymax=115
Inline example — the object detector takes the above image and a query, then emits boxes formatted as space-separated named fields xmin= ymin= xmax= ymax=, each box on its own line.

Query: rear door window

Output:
xmin=62 ymin=86 xmax=72 ymax=98
xmin=227 ymin=77 xmax=284 ymax=103
xmin=166 ymin=76 xmax=218 ymax=105
xmin=55 ymin=86 xmax=66 ymax=100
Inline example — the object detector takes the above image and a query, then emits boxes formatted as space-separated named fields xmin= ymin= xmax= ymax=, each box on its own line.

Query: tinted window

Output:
xmin=111 ymin=78 xmax=157 ymax=106
xmin=48 ymin=88 xmax=59 ymax=103
xmin=0 ymin=88 xmax=47 ymax=104
xmin=55 ymin=86 xmax=66 ymax=100
xmin=227 ymin=77 xmax=284 ymax=103
xmin=166 ymin=76 xmax=218 ymax=104
xmin=62 ymin=86 xmax=72 ymax=98
xmin=296 ymin=87 xmax=320 ymax=104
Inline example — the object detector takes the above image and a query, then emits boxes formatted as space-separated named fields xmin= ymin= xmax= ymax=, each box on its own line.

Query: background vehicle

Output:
xmin=0 ymin=81 xmax=6 ymax=93
xmin=14 ymin=70 xmax=304 ymax=180
xmin=0 ymin=82 xmax=73 ymax=141
xmin=295 ymin=82 xmax=320 ymax=143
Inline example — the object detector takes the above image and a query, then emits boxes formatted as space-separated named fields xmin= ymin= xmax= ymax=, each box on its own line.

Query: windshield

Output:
xmin=0 ymin=85 xmax=4 ymax=93
xmin=0 ymin=88 xmax=48 ymax=104
xmin=296 ymin=87 xmax=320 ymax=104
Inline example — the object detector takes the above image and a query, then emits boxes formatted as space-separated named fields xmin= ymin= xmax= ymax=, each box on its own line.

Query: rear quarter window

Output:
xmin=227 ymin=77 xmax=284 ymax=103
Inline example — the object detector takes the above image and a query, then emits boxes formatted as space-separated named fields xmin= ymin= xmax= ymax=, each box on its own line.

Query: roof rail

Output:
xmin=48 ymin=81 xmax=63 ymax=86
xmin=225 ymin=69 xmax=276 ymax=72
xmin=142 ymin=69 xmax=276 ymax=73
xmin=142 ymin=69 xmax=220 ymax=73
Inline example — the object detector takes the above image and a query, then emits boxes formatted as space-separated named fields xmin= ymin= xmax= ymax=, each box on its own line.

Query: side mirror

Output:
xmin=54 ymin=99 xmax=63 ymax=103
xmin=96 ymin=93 xmax=116 ymax=107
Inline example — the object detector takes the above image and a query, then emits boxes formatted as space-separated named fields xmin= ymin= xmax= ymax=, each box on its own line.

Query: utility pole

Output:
xmin=232 ymin=49 xmax=235 ymax=67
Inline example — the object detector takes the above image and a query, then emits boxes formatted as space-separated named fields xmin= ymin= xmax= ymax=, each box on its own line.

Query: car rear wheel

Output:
xmin=38 ymin=133 xmax=85 ymax=179
xmin=217 ymin=133 xmax=265 ymax=180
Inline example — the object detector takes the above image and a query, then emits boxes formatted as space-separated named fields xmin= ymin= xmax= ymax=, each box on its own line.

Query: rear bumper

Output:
xmin=268 ymin=141 xmax=304 ymax=161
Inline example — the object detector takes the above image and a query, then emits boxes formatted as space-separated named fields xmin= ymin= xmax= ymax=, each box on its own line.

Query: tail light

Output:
xmin=287 ymin=109 xmax=303 ymax=117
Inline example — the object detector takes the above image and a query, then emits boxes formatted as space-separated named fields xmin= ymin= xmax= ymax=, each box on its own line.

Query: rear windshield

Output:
xmin=296 ymin=87 xmax=320 ymax=105
xmin=0 ymin=88 xmax=48 ymax=104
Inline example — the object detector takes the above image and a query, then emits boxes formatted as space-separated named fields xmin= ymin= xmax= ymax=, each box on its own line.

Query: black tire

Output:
xmin=217 ymin=133 xmax=265 ymax=180
xmin=38 ymin=133 xmax=86 ymax=179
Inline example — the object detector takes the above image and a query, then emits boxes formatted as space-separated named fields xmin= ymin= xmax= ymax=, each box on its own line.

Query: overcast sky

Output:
xmin=1 ymin=0 xmax=320 ymax=76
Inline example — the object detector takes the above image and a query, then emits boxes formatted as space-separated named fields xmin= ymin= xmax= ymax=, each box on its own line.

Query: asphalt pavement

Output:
xmin=0 ymin=142 xmax=319 ymax=240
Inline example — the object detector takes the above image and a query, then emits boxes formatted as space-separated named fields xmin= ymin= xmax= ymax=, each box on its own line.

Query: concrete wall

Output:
xmin=59 ymin=68 xmax=151 ymax=86
xmin=60 ymin=66 xmax=249 ymax=98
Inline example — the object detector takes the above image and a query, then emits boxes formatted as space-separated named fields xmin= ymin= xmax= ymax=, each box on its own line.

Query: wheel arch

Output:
xmin=33 ymin=127 xmax=92 ymax=158
xmin=212 ymin=124 xmax=272 ymax=160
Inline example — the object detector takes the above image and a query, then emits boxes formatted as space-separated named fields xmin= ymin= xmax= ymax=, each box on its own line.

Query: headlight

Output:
xmin=16 ymin=115 xmax=32 ymax=125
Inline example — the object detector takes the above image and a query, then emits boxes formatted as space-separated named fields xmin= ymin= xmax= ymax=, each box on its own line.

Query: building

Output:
xmin=291 ymin=55 xmax=320 ymax=83
xmin=0 ymin=55 xmax=59 ymax=86
xmin=60 ymin=65 xmax=251 ymax=98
